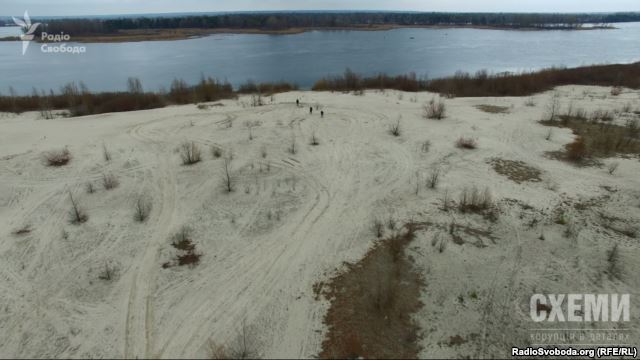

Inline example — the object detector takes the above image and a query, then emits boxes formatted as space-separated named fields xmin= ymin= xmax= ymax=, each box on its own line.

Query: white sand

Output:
xmin=0 ymin=87 xmax=638 ymax=358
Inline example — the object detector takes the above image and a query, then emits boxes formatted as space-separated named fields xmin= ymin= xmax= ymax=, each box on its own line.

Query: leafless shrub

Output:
xmin=223 ymin=156 xmax=234 ymax=193
xmin=86 ymin=182 xmax=95 ymax=194
xmin=288 ymin=136 xmax=297 ymax=155
xmin=621 ymin=103 xmax=632 ymax=113
xmin=180 ymin=141 xmax=202 ymax=165
xmin=98 ymin=262 xmax=117 ymax=281
xmin=607 ymin=162 xmax=620 ymax=175
xmin=389 ymin=118 xmax=401 ymax=136
xmin=260 ymin=145 xmax=268 ymax=158
xmin=544 ymin=92 xmax=560 ymax=122
xmin=244 ymin=120 xmax=260 ymax=140
xmin=373 ymin=219 xmax=384 ymax=238
xmin=456 ymin=137 xmax=478 ymax=149
xmin=102 ymin=143 xmax=111 ymax=162
xmin=208 ymin=341 xmax=233 ymax=359
xmin=387 ymin=217 xmax=397 ymax=231
xmin=610 ymin=86 xmax=622 ymax=96
xmin=427 ymin=169 xmax=440 ymax=189
xmin=545 ymin=128 xmax=553 ymax=141
xmin=44 ymin=148 xmax=71 ymax=167
xmin=458 ymin=187 xmax=494 ymax=214
xmin=310 ymin=132 xmax=320 ymax=146
xmin=134 ymin=195 xmax=152 ymax=222
xmin=421 ymin=140 xmax=431 ymax=153
xmin=251 ymin=94 xmax=264 ymax=107
xmin=424 ymin=97 xmax=446 ymax=119
xmin=102 ymin=173 xmax=119 ymax=190
xmin=440 ymin=190 xmax=452 ymax=212
xmin=211 ymin=146 xmax=223 ymax=159
xmin=525 ymin=98 xmax=536 ymax=107
xmin=68 ymin=191 xmax=88 ymax=224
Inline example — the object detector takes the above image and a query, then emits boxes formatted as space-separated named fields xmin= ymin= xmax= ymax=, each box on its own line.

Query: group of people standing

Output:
xmin=296 ymin=98 xmax=323 ymax=118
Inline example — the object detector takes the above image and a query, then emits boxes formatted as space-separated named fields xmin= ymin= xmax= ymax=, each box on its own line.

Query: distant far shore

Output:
xmin=0 ymin=23 xmax=615 ymax=43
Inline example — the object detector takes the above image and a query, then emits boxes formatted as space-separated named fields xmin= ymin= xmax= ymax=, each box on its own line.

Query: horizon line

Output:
xmin=3 ymin=9 xmax=640 ymax=19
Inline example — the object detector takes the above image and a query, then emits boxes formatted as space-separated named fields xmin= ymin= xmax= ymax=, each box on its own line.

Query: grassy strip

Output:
xmin=316 ymin=223 xmax=424 ymax=359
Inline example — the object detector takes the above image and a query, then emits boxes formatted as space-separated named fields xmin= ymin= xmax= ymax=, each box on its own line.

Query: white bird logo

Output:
xmin=12 ymin=11 xmax=41 ymax=55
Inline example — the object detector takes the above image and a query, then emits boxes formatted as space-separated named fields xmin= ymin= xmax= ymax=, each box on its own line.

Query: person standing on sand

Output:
xmin=296 ymin=99 xmax=299 ymax=107
xmin=310 ymin=107 xmax=313 ymax=114
xmin=321 ymin=110 xmax=324 ymax=118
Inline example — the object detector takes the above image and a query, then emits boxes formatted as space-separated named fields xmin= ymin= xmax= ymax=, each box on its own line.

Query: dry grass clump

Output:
xmin=102 ymin=173 xmax=120 ymax=190
xmin=489 ymin=158 xmax=542 ymax=183
xmin=317 ymin=223 xmax=424 ymax=359
xmin=423 ymin=98 xmax=446 ymax=119
xmin=541 ymin=109 xmax=640 ymax=162
xmin=134 ymin=196 xmax=152 ymax=222
xmin=457 ymin=187 xmax=497 ymax=220
xmin=164 ymin=226 xmax=201 ymax=268
xmin=44 ymin=148 xmax=71 ymax=167
xmin=180 ymin=141 xmax=202 ymax=165
xmin=389 ymin=118 xmax=401 ymax=136
xmin=475 ymin=104 xmax=509 ymax=114
xmin=68 ymin=192 xmax=88 ymax=224
xmin=456 ymin=137 xmax=478 ymax=149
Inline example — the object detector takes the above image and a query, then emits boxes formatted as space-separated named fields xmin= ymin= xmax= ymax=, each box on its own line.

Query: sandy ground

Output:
xmin=0 ymin=87 xmax=638 ymax=358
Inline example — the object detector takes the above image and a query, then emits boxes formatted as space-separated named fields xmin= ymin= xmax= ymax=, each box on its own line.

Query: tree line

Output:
xmin=4 ymin=12 xmax=640 ymax=36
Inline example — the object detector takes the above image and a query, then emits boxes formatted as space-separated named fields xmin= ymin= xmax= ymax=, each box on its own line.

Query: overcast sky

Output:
xmin=4 ymin=0 xmax=640 ymax=17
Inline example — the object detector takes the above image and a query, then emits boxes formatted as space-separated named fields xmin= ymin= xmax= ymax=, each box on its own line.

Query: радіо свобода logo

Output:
xmin=12 ymin=10 xmax=40 ymax=55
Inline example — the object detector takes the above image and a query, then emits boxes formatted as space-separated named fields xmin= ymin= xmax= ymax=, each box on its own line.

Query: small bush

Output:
xmin=427 ymin=169 xmax=440 ymax=189
xmin=102 ymin=173 xmax=119 ymax=190
xmin=607 ymin=162 xmax=620 ymax=175
xmin=211 ymin=146 xmax=222 ymax=159
xmin=389 ymin=118 xmax=401 ymax=136
xmin=456 ymin=137 xmax=478 ymax=149
xmin=421 ymin=140 xmax=431 ymax=153
xmin=134 ymin=196 xmax=152 ymax=222
xmin=458 ymin=187 xmax=494 ymax=214
xmin=610 ymin=86 xmax=622 ymax=96
xmin=177 ymin=252 xmax=201 ymax=267
xmin=310 ymin=132 xmax=320 ymax=146
xmin=44 ymin=148 xmax=71 ymax=167
xmin=98 ymin=262 xmax=117 ymax=281
xmin=86 ymin=182 xmax=95 ymax=194
xmin=373 ymin=219 xmax=384 ymax=238
xmin=424 ymin=98 xmax=446 ymax=119
xmin=102 ymin=143 xmax=111 ymax=162
xmin=180 ymin=141 xmax=202 ymax=165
